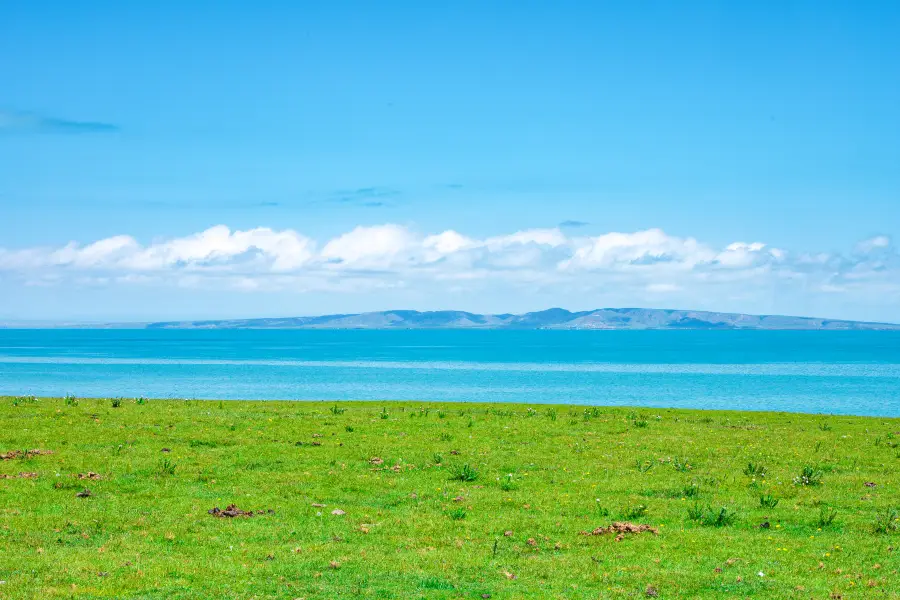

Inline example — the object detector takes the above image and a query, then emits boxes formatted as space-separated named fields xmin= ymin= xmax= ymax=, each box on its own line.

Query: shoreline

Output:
xmin=6 ymin=395 xmax=900 ymax=420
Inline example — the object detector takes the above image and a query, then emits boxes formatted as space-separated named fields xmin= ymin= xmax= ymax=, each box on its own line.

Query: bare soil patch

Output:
xmin=208 ymin=504 xmax=274 ymax=518
xmin=581 ymin=522 xmax=659 ymax=542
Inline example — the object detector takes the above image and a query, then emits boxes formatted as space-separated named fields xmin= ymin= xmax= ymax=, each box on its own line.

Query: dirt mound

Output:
xmin=1 ymin=449 xmax=53 ymax=460
xmin=0 ymin=472 xmax=38 ymax=479
xmin=581 ymin=522 xmax=659 ymax=542
xmin=76 ymin=472 xmax=103 ymax=480
xmin=208 ymin=504 xmax=274 ymax=518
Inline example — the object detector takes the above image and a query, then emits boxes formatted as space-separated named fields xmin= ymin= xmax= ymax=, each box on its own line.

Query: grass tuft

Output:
xmin=449 ymin=463 xmax=478 ymax=482
xmin=872 ymin=508 xmax=899 ymax=534
xmin=688 ymin=504 xmax=738 ymax=527
xmin=793 ymin=464 xmax=824 ymax=486
xmin=759 ymin=494 xmax=779 ymax=509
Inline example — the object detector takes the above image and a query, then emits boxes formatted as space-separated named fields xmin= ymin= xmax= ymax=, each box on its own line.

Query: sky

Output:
xmin=1 ymin=0 xmax=899 ymax=322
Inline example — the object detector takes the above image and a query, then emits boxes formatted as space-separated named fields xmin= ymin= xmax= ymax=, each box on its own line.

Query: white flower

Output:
xmin=757 ymin=572 xmax=765 ymax=577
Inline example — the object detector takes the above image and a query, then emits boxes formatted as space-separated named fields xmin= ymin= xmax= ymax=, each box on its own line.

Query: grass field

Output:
xmin=1 ymin=396 xmax=899 ymax=599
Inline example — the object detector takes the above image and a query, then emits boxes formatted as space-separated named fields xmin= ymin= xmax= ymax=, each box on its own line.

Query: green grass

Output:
xmin=1 ymin=397 xmax=899 ymax=599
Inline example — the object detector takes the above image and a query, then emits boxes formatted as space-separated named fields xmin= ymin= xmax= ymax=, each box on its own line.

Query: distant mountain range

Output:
xmin=132 ymin=308 xmax=900 ymax=330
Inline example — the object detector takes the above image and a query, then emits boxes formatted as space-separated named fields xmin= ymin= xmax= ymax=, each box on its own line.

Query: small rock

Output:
xmin=161 ymin=448 xmax=171 ymax=453
xmin=331 ymin=509 xmax=346 ymax=516
xmin=503 ymin=530 xmax=513 ymax=537
xmin=311 ymin=503 xmax=326 ymax=508
xmin=864 ymin=482 xmax=877 ymax=488
xmin=76 ymin=489 xmax=92 ymax=498
xmin=759 ymin=521 xmax=770 ymax=529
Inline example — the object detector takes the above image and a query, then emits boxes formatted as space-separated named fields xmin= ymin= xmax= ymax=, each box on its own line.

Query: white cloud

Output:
xmin=856 ymin=235 xmax=891 ymax=253
xmin=563 ymin=229 xmax=713 ymax=271
xmin=320 ymin=224 xmax=416 ymax=269
xmin=646 ymin=283 xmax=682 ymax=293
xmin=1 ymin=226 xmax=316 ymax=274
xmin=0 ymin=224 xmax=897 ymax=307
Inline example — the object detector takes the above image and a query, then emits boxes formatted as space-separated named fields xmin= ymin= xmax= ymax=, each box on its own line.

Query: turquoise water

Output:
xmin=0 ymin=329 xmax=898 ymax=416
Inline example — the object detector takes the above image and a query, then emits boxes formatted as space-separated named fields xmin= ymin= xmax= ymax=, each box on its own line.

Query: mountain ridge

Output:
xmin=132 ymin=308 xmax=900 ymax=330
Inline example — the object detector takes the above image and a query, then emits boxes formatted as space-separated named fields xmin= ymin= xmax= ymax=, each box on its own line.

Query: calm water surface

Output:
xmin=0 ymin=329 xmax=898 ymax=416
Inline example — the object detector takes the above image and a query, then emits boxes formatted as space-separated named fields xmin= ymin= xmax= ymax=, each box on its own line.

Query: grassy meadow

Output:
xmin=1 ymin=396 xmax=899 ymax=599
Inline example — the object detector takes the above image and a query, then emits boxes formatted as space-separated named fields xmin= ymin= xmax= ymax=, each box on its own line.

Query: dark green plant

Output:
xmin=704 ymin=506 xmax=738 ymax=527
xmin=872 ymin=508 xmax=899 ymax=534
xmin=816 ymin=505 xmax=838 ymax=527
xmin=689 ymin=504 xmax=737 ymax=527
xmin=499 ymin=473 xmax=518 ymax=491
xmin=743 ymin=462 xmax=767 ymax=478
xmin=673 ymin=457 xmax=692 ymax=472
xmin=330 ymin=405 xmax=346 ymax=415
xmin=682 ymin=482 xmax=701 ymax=498
xmin=157 ymin=458 xmax=177 ymax=477
xmin=687 ymin=503 xmax=704 ymax=521
xmin=447 ymin=508 xmax=467 ymax=520
xmin=189 ymin=439 xmax=217 ymax=448
xmin=449 ymin=463 xmax=478 ymax=482
xmin=759 ymin=494 xmax=779 ymax=509
xmin=111 ymin=397 xmax=122 ymax=408
xmin=793 ymin=465 xmax=823 ymax=486
xmin=633 ymin=459 xmax=654 ymax=473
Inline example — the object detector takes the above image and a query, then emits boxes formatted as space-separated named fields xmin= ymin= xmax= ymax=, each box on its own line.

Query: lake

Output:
xmin=1 ymin=329 xmax=899 ymax=416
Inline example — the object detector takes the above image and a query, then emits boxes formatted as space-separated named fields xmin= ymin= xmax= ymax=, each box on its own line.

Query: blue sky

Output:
xmin=1 ymin=0 xmax=899 ymax=322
